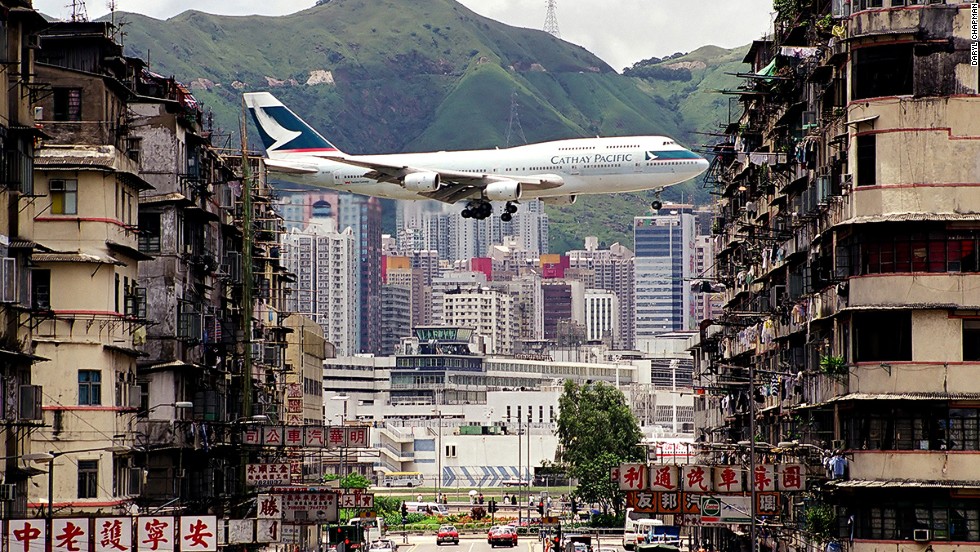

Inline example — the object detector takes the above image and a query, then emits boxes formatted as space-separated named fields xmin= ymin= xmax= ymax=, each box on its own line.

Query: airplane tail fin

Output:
xmin=243 ymin=92 xmax=342 ymax=158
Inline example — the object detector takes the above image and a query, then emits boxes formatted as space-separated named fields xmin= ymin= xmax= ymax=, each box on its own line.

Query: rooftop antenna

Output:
xmin=505 ymin=92 xmax=527 ymax=147
xmin=543 ymin=0 xmax=560 ymax=38
xmin=68 ymin=0 xmax=89 ymax=22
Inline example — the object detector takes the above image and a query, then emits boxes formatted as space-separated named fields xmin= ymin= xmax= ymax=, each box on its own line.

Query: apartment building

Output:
xmin=695 ymin=1 xmax=980 ymax=550
xmin=567 ymin=237 xmax=636 ymax=349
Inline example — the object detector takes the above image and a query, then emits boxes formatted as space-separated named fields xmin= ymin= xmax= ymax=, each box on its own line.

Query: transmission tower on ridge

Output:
xmin=68 ymin=0 xmax=89 ymax=22
xmin=543 ymin=0 xmax=560 ymax=38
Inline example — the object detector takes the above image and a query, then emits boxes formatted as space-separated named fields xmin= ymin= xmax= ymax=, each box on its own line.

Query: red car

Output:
xmin=488 ymin=526 xmax=518 ymax=548
xmin=437 ymin=525 xmax=459 ymax=546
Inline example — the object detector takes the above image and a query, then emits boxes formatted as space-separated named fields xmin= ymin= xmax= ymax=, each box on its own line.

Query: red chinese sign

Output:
xmin=53 ymin=519 xmax=89 ymax=552
xmin=778 ymin=464 xmax=806 ymax=491
xmin=246 ymin=463 xmax=292 ymax=486
xmin=137 ymin=517 xmax=174 ymax=552
xmin=96 ymin=518 xmax=132 ymax=552
xmin=681 ymin=465 xmax=711 ymax=492
xmin=649 ymin=465 xmax=679 ymax=492
xmin=618 ymin=463 xmax=647 ymax=491
xmin=9 ymin=520 xmax=46 ymax=552
xmin=179 ymin=516 xmax=217 ymax=552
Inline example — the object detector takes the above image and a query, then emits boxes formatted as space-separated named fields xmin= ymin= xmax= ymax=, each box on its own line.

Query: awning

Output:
xmin=829 ymin=392 xmax=980 ymax=402
xmin=829 ymin=479 xmax=980 ymax=490
xmin=844 ymin=115 xmax=878 ymax=127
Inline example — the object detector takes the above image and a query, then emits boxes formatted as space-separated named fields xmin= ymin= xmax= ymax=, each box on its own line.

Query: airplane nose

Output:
xmin=694 ymin=155 xmax=709 ymax=175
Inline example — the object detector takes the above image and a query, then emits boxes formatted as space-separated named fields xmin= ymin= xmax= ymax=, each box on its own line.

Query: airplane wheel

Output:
xmin=481 ymin=203 xmax=493 ymax=218
xmin=651 ymin=200 xmax=662 ymax=210
xmin=501 ymin=212 xmax=512 ymax=222
xmin=462 ymin=209 xmax=472 ymax=218
xmin=506 ymin=202 xmax=518 ymax=214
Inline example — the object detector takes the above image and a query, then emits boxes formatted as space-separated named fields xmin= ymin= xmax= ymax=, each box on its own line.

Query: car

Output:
xmin=368 ymin=541 xmax=397 ymax=552
xmin=488 ymin=526 xmax=518 ymax=548
xmin=437 ymin=526 xmax=459 ymax=546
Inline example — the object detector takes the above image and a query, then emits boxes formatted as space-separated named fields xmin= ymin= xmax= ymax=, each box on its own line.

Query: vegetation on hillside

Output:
xmin=112 ymin=0 xmax=746 ymax=252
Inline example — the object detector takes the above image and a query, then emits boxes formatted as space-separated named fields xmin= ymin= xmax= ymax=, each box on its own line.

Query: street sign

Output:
xmin=700 ymin=496 xmax=751 ymax=525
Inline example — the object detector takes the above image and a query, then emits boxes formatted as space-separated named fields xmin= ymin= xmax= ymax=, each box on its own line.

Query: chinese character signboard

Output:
xmin=246 ymin=463 xmax=291 ymax=486
xmin=340 ymin=492 xmax=374 ymax=509
xmin=649 ymin=465 xmax=679 ymax=492
xmin=53 ymin=519 xmax=89 ymax=552
xmin=712 ymin=465 xmax=744 ymax=493
xmin=346 ymin=427 xmax=369 ymax=448
xmin=778 ymin=464 xmax=806 ymax=491
xmin=756 ymin=493 xmax=781 ymax=516
xmin=258 ymin=494 xmax=284 ymax=519
xmin=752 ymin=464 xmax=776 ymax=492
xmin=618 ymin=463 xmax=647 ymax=491
xmin=256 ymin=521 xmax=282 ymax=544
xmin=137 ymin=517 xmax=174 ymax=552
xmin=681 ymin=465 xmax=711 ymax=492
xmin=226 ymin=520 xmax=254 ymax=545
xmin=305 ymin=426 xmax=325 ymax=447
xmin=9 ymin=520 xmax=46 ymax=552
xmin=281 ymin=490 xmax=338 ymax=523
xmin=179 ymin=516 xmax=217 ymax=552
xmin=96 ymin=518 xmax=132 ymax=552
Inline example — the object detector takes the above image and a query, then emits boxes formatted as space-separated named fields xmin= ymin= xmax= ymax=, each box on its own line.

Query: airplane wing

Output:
xmin=264 ymin=158 xmax=320 ymax=175
xmin=323 ymin=155 xmax=563 ymax=203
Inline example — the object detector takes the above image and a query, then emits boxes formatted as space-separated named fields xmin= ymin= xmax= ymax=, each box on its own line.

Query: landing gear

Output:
xmin=462 ymin=200 xmax=494 ymax=220
xmin=651 ymin=189 xmax=663 ymax=211
xmin=500 ymin=201 xmax=518 ymax=222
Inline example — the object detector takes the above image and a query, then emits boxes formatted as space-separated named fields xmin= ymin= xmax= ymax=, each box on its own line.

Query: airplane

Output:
xmin=244 ymin=92 xmax=708 ymax=221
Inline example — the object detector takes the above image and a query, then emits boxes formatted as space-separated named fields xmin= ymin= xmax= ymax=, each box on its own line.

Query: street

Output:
xmin=389 ymin=533 xmax=630 ymax=552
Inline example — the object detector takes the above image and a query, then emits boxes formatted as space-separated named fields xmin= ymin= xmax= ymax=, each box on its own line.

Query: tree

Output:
xmin=556 ymin=381 xmax=643 ymax=515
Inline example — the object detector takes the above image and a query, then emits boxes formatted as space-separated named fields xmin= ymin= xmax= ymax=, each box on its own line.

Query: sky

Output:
xmin=31 ymin=0 xmax=774 ymax=70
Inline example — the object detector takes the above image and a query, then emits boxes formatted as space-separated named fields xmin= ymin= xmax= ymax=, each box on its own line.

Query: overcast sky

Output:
xmin=32 ymin=0 xmax=774 ymax=70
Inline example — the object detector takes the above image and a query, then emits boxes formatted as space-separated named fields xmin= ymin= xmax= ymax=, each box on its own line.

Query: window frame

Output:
xmin=78 ymin=369 xmax=102 ymax=406
xmin=77 ymin=459 xmax=98 ymax=499
xmin=49 ymin=178 xmax=78 ymax=215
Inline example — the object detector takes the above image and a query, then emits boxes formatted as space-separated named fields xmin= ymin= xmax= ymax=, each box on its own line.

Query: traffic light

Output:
xmin=488 ymin=499 xmax=497 ymax=513
xmin=537 ymin=501 xmax=544 ymax=515
xmin=401 ymin=502 xmax=408 ymax=517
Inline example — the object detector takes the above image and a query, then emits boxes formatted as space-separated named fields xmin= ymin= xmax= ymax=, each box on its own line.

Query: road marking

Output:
xmin=467 ymin=542 xmax=475 ymax=552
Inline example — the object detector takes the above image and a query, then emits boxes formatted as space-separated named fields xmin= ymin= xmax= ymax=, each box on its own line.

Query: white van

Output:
xmin=405 ymin=502 xmax=449 ymax=516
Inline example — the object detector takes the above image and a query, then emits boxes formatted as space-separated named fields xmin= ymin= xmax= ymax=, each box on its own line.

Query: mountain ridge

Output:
xmin=108 ymin=0 xmax=747 ymax=251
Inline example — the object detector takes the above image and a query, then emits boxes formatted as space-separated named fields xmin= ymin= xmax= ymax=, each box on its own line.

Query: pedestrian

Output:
xmin=478 ymin=492 xmax=484 ymax=504
xmin=417 ymin=493 xmax=423 ymax=502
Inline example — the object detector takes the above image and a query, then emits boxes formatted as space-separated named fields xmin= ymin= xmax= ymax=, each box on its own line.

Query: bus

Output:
xmin=380 ymin=471 xmax=425 ymax=487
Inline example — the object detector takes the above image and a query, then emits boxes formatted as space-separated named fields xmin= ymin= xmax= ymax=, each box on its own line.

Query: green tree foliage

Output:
xmin=323 ymin=472 xmax=372 ymax=489
xmin=556 ymin=381 xmax=643 ymax=514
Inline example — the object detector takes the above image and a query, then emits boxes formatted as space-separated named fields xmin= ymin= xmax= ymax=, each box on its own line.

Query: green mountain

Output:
xmin=113 ymin=0 xmax=746 ymax=252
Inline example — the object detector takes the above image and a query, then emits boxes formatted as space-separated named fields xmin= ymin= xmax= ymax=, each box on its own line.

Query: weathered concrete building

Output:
xmin=0 ymin=0 xmax=49 ymax=518
xmin=695 ymin=0 xmax=980 ymax=550
xmin=29 ymin=20 xmax=152 ymax=516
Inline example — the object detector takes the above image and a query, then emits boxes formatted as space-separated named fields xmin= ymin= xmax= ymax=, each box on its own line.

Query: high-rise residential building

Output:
xmin=501 ymin=199 xmax=550 ymax=255
xmin=283 ymin=218 xmax=358 ymax=356
xmin=694 ymin=2 xmax=980 ymax=551
xmin=277 ymin=191 xmax=340 ymax=232
xmin=693 ymin=235 xmax=722 ymax=325
xmin=441 ymin=287 xmax=519 ymax=355
xmin=541 ymin=280 xmax=585 ymax=342
xmin=380 ymin=283 xmax=412 ymax=355
xmin=431 ymin=271 xmax=487 ymax=325
xmin=339 ymin=193 xmax=382 ymax=354
xmin=633 ymin=208 xmax=696 ymax=343
xmin=491 ymin=274 xmax=544 ymax=346
xmin=584 ymin=289 xmax=619 ymax=344
xmin=567 ymin=237 xmax=635 ymax=349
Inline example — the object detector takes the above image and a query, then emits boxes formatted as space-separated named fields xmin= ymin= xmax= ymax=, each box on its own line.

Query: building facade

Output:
xmin=634 ymin=210 xmax=696 ymax=341
xmin=695 ymin=1 xmax=980 ymax=551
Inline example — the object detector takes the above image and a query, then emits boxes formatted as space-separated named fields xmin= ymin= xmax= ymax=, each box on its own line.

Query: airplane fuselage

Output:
xmin=272 ymin=135 xmax=707 ymax=201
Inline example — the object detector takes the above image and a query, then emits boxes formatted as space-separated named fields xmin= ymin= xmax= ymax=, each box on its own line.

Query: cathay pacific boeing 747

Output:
xmin=244 ymin=92 xmax=708 ymax=221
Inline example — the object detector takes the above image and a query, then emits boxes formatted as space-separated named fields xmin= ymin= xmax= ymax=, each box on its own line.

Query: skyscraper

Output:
xmin=634 ymin=207 xmax=696 ymax=343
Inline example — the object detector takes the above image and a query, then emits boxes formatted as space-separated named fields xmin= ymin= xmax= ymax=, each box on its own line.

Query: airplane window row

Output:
xmin=645 ymin=161 xmax=698 ymax=166
xmin=556 ymin=146 xmax=596 ymax=151
xmin=584 ymin=164 xmax=622 ymax=169
xmin=607 ymin=145 xmax=639 ymax=149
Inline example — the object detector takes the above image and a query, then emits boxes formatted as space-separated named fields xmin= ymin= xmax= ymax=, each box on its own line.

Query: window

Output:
xmin=78 ymin=370 xmax=102 ymax=406
xmin=53 ymin=88 xmax=82 ymax=121
xmin=138 ymin=212 xmax=161 ymax=253
xmin=50 ymin=179 xmax=78 ymax=214
xmin=77 ymin=459 xmax=98 ymax=499
xmin=853 ymin=311 xmax=912 ymax=362
xmin=964 ymin=320 xmax=980 ymax=361
xmin=856 ymin=135 xmax=876 ymax=187
xmin=31 ymin=269 xmax=50 ymax=311
xmin=853 ymin=44 xmax=913 ymax=100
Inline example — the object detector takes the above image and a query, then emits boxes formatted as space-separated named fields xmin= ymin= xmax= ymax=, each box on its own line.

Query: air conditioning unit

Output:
xmin=18 ymin=385 xmax=42 ymax=420
xmin=127 ymin=384 xmax=142 ymax=409
xmin=0 ymin=484 xmax=16 ymax=501
xmin=912 ymin=529 xmax=931 ymax=542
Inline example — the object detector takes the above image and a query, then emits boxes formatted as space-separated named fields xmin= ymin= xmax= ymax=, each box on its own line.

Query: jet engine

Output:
xmin=484 ymin=180 xmax=522 ymax=201
xmin=541 ymin=195 xmax=577 ymax=206
xmin=404 ymin=172 xmax=440 ymax=192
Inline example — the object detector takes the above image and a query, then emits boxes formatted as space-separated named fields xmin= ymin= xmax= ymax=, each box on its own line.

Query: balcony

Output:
xmin=848 ymin=449 xmax=980 ymax=483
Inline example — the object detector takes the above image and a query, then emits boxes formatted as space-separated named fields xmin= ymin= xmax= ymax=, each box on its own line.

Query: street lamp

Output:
xmin=331 ymin=396 xmax=349 ymax=481
xmin=432 ymin=408 xmax=442 ymax=503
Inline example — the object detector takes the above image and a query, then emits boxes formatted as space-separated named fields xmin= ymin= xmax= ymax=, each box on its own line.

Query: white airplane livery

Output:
xmin=244 ymin=92 xmax=708 ymax=221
